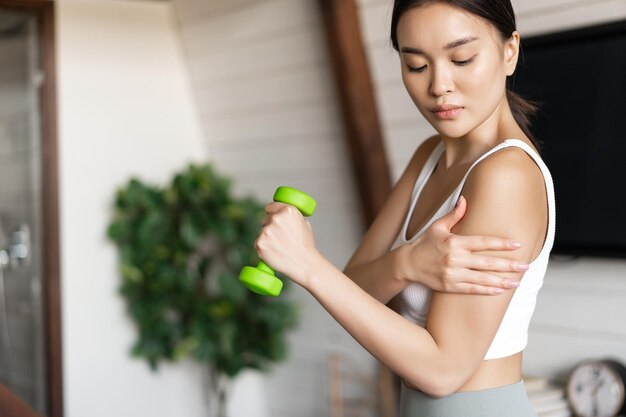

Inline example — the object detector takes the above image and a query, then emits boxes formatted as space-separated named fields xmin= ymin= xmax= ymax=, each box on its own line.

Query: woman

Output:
xmin=255 ymin=0 xmax=554 ymax=415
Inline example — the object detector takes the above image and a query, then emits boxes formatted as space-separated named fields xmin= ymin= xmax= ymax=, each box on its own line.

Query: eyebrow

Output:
xmin=400 ymin=36 xmax=480 ymax=55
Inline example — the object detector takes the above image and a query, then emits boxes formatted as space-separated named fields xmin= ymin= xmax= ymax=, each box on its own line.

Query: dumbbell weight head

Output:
xmin=239 ymin=261 xmax=283 ymax=296
xmin=272 ymin=186 xmax=316 ymax=217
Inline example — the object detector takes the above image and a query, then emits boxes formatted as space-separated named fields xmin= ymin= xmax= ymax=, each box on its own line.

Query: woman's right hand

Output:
xmin=398 ymin=195 xmax=529 ymax=295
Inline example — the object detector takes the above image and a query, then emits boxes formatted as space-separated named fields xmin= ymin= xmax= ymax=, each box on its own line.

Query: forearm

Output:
xmin=342 ymin=246 xmax=410 ymax=305
xmin=305 ymin=252 xmax=453 ymax=397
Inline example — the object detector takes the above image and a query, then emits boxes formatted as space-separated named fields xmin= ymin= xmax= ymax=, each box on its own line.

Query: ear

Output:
xmin=504 ymin=31 xmax=520 ymax=76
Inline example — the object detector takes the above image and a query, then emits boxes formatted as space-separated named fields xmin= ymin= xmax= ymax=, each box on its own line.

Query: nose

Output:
xmin=429 ymin=64 xmax=454 ymax=97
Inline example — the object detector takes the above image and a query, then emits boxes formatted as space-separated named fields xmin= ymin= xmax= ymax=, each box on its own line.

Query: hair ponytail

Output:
xmin=506 ymin=88 xmax=543 ymax=149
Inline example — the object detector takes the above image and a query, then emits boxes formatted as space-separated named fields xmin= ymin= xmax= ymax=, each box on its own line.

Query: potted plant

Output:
xmin=107 ymin=163 xmax=299 ymax=417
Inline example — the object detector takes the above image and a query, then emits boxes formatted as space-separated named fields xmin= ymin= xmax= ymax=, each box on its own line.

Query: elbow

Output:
xmin=404 ymin=377 xmax=450 ymax=399
xmin=424 ymin=377 xmax=457 ymax=399
xmin=403 ymin=372 xmax=458 ymax=398
xmin=406 ymin=367 xmax=466 ymax=399
xmin=436 ymin=365 xmax=476 ymax=398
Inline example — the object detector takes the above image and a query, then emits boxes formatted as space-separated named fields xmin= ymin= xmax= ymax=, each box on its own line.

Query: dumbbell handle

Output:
xmin=239 ymin=186 xmax=316 ymax=296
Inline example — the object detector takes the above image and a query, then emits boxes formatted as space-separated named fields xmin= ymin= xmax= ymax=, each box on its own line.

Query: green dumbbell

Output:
xmin=239 ymin=186 xmax=317 ymax=296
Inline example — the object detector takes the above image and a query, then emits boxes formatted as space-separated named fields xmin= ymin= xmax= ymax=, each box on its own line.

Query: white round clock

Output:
xmin=566 ymin=358 xmax=626 ymax=417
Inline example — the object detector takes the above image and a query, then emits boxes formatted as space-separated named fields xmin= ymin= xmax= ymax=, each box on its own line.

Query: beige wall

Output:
xmin=56 ymin=1 xmax=210 ymax=416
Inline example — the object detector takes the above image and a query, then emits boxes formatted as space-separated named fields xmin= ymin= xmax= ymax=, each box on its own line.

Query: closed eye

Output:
xmin=407 ymin=65 xmax=427 ymax=73
xmin=407 ymin=55 xmax=477 ymax=73
xmin=454 ymin=56 xmax=476 ymax=66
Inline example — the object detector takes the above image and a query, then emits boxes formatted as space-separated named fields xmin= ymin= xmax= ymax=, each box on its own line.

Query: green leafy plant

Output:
xmin=106 ymin=163 xmax=299 ymax=417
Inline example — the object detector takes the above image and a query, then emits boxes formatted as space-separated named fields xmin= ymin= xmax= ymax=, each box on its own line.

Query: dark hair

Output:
xmin=390 ymin=0 xmax=543 ymax=149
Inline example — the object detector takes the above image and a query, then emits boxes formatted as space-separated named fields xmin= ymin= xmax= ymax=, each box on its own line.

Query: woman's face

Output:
xmin=396 ymin=3 xmax=519 ymax=138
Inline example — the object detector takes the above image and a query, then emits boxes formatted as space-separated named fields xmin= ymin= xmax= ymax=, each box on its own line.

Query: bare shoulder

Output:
xmin=453 ymin=144 xmax=548 ymax=265
xmin=468 ymin=144 xmax=546 ymax=206
xmin=469 ymin=145 xmax=546 ymax=193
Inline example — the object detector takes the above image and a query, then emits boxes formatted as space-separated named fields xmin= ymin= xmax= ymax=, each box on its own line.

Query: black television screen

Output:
xmin=510 ymin=19 xmax=626 ymax=258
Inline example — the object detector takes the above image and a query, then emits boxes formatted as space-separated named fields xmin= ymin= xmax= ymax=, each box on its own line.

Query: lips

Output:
xmin=432 ymin=104 xmax=463 ymax=112
xmin=432 ymin=105 xmax=464 ymax=119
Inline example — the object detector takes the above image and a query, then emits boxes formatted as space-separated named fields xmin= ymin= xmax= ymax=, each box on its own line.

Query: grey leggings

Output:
xmin=399 ymin=379 xmax=539 ymax=417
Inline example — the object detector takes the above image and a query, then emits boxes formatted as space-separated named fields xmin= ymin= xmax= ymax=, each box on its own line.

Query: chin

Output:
xmin=432 ymin=124 xmax=470 ymax=139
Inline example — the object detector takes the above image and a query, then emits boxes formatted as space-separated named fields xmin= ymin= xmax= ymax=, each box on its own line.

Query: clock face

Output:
xmin=567 ymin=361 xmax=625 ymax=417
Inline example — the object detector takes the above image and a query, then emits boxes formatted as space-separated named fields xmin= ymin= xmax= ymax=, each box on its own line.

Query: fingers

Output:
xmin=457 ymin=234 xmax=523 ymax=252
xmin=460 ymin=252 xmax=529 ymax=272
xmin=453 ymin=272 xmax=520 ymax=295
xmin=435 ymin=195 xmax=467 ymax=230
xmin=264 ymin=202 xmax=290 ymax=214
xmin=261 ymin=209 xmax=278 ymax=226
xmin=453 ymin=282 xmax=508 ymax=295
xmin=263 ymin=203 xmax=304 ymax=227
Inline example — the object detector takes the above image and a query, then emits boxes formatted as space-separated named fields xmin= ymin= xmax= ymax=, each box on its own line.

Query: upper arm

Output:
xmin=343 ymin=135 xmax=440 ymax=271
xmin=424 ymin=147 xmax=548 ymax=394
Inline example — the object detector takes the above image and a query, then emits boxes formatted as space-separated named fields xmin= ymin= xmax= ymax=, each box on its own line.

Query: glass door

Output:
xmin=0 ymin=7 xmax=47 ymax=414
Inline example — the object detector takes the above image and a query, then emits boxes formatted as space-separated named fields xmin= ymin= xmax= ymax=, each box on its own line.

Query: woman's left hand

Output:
xmin=254 ymin=202 xmax=321 ymax=288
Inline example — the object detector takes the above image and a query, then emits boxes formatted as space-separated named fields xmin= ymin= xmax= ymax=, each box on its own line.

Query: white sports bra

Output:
xmin=389 ymin=138 xmax=556 ymax=360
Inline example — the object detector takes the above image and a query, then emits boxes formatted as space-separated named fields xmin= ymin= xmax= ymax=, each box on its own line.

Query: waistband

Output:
xmin=399 ymin=379 xmax=538 ymax=417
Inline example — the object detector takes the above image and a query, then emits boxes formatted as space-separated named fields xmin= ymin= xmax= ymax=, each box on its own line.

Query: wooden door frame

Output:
xmin=317 ymin=0 xmax=392 ymax=227
xmin=0 ymin=1 xmax=62 ymax=417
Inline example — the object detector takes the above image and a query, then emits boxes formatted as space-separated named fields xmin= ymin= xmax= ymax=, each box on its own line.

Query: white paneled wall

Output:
xmin=172 ymin=0 xmax=626 ymax=415
xmin=173 ymin=1 xmax=375 ymax=417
